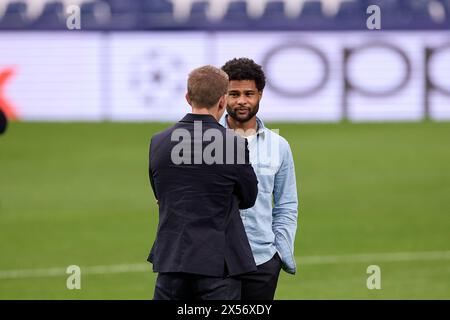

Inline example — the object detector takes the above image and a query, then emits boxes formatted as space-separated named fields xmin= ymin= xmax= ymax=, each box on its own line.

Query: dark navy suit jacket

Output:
xmin=147 ymin=113 xmax=258 ymax=277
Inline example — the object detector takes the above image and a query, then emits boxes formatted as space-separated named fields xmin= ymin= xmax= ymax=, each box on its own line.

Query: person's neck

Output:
xmin=226 ymin=115 xmax=258 ymax=136
xmin=191 ymin=107 xmax=211 ymax=115
xmin=191 ymin=107 xmax=219 ymax=121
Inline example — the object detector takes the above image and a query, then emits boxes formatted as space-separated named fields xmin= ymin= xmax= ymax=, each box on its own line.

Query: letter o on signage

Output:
xmin=261 ymin=43 xmax=330 ymax=98
xmin=428 ymin=43 xmax=450 ymax=96
xmin=345 ymin=43 xmax=412 ymax=97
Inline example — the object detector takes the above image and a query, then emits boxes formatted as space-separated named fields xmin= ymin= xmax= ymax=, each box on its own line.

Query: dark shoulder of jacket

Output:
xmin=150 ymin=124 xmax=177 ymax=153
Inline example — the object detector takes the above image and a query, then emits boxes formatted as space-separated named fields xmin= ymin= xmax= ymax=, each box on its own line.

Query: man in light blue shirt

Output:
xmin=221 ymin=58 xmax=299 ymax=300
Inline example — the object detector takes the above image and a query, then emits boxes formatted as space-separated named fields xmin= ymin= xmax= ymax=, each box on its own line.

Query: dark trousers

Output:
xmin=240 ymin=253 xmax=282 ymax=300
xmin=153 ymin=272 xmax=241 ymax=300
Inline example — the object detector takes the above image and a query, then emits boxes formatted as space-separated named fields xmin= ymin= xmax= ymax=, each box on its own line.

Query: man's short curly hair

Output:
xmin=221 ymin=58 xmax=266 ymax=91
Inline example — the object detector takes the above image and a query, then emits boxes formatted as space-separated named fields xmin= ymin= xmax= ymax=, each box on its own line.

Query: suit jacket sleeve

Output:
xmin=148 ymin=137 xmax=158 ymax=200
xmin=234 ymin=138 xmax=258 ymax=209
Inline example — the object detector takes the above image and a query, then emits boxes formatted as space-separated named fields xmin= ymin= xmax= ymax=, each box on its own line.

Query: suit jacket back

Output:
xmin=148 ymin=113 xmax=258 ymax=277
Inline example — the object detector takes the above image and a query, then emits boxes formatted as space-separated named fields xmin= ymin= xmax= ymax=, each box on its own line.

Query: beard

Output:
xmin=227 ymin=103 xmax=260 ymax=123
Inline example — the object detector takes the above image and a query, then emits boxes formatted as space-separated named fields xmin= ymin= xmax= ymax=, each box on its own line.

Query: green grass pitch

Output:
xmin=0 ymin=121 xmax=449 ymax=299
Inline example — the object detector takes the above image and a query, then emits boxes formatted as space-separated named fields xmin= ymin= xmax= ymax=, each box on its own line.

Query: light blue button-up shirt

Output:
xmin=220 ymin=115 xmax=299 ymax=274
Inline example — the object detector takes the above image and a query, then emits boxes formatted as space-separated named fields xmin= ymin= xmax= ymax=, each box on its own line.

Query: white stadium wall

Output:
xmin=0 ymin=31 xmax=449 ymax=122
xmin=0 ymin=33 xmax=104 ymax=121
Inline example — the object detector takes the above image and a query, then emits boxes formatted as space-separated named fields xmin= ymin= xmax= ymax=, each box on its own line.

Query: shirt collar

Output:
xmin=220 ymin=114 xmax=266 ymax=137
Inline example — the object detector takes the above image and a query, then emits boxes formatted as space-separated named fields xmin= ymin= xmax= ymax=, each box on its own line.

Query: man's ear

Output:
xmin=259 ymin=90 xmax=263 ymax=99
xmin=185 ymin=93 xmax=191 ymax=106
xmin=218 ymin=95 xmax=226 ymax=110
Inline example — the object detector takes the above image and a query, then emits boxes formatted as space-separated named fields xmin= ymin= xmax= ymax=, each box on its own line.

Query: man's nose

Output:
xmin=237 ymin=96 xmax=247 ymax=105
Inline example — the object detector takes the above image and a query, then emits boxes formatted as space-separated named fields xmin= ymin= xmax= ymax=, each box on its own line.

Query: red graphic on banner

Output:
xmin=0 ymin=67 xmax=18 ymax=120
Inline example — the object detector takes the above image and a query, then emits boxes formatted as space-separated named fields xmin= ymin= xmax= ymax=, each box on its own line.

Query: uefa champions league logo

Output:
xmin=129 ymin=50 xmax=187 ymax=109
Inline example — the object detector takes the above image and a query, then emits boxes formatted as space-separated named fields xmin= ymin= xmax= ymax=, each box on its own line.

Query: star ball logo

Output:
xmin=129 ymin=50 xmax=187 ymax=108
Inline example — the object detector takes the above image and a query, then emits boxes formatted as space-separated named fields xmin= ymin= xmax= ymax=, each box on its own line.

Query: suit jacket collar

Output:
xmin=180 ymin=113 xmax=218 ymax=123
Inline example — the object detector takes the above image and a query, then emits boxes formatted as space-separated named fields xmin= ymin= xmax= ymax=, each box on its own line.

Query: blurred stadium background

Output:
xmin=0 ymin=0 xmax=449 ymax=299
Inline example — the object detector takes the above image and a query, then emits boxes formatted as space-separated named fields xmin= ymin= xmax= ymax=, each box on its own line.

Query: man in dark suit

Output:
xmin=0 ymin=108 xmax=7 ymax=135
xmin=148 ymin=65 xmax=259 ymax=300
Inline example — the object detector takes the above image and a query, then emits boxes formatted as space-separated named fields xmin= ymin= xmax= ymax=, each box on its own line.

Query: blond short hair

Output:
xmin=187 ymin=65 xmax=229 ymax=109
